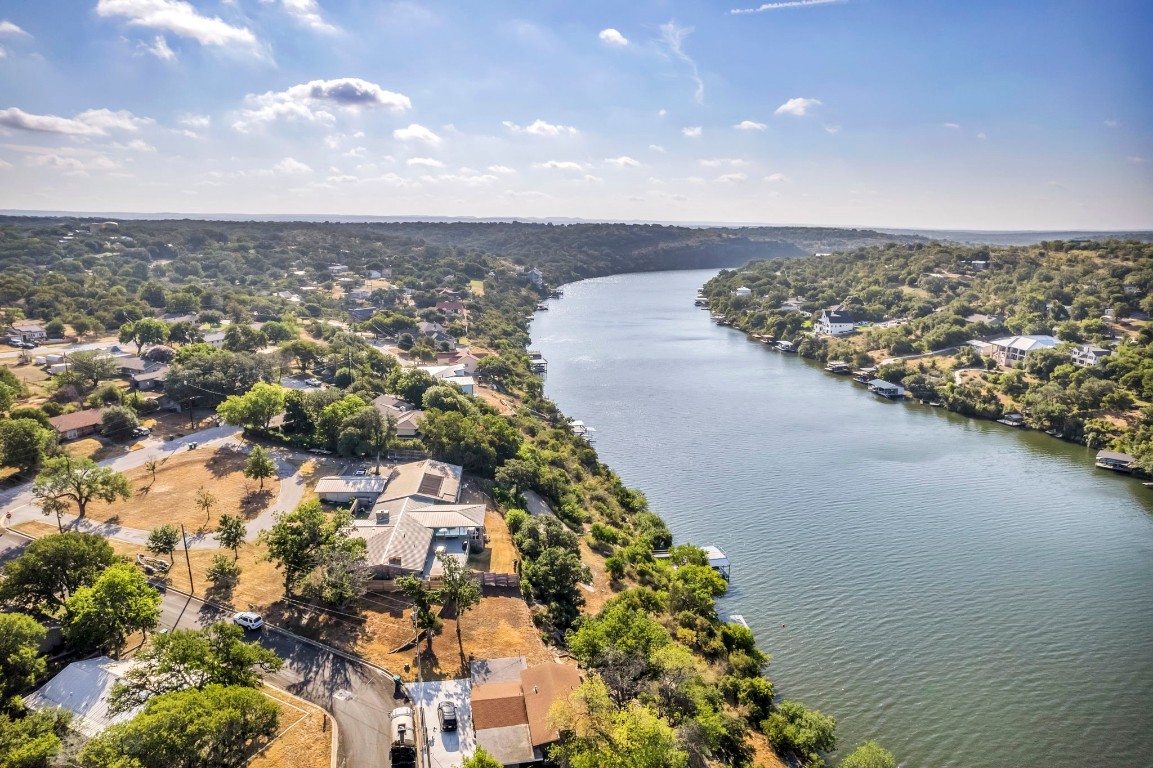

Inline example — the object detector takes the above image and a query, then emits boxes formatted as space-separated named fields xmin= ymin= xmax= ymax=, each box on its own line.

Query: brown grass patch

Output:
xmin=468 ymin=510 xmax=516 ymax=574
xmin=747 ymin=730 xmax=789 ymax=768
xmin=64 ymin=438 xmax=107 ymax=461
xmin=86 ymin=446 xmax=279 ymax=534
xmin=251 ymin=686 xmax=333 ymax=768
xmin=578 ymin=541 xmax=615 ymax=615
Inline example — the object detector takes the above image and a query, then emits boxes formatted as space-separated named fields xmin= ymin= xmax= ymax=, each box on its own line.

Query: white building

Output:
xmin=1071 ymin=343 xmax=1112 ymax=367
xmin=734 ymin=286 xmax=752 ymax=297
xmin=987 ymin=335 xmax=1059 ymax=367
xmin=814 ymin=307 xmax=856 ymax=336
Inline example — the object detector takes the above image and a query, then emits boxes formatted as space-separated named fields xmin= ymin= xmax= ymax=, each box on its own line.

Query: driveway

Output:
xmin=406 ymin=679 xmax=476 ymax=768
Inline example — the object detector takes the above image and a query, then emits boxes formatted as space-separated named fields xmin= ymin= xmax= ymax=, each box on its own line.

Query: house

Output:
xmin=8 ymin=320 xmax=47 ymax=342
xmin=965 ymin=313 xmax=1004 ymax=327
xmin=348 ymin=307 xmax=377 ymax=322
xmin=780 ymin=298 xmax=805 ymax=313
xmin=25 ymin=657 xmax=142 ymax=738
xmin=868 ymin=380 xmax=905 ymax=399
xmin=328 ymin=264 xmax=349 ymax=274
xmin=436 ymin=300 xmax=466 ymax=315
xmin=348 ymin=288 xmax=372 ymax=301
xmin=419 ymin=365 xmax=475 ymax=395
xmin=1095 ymin=450 xmax=1135 ymax=473
xmin=314 ymin=475 xmax=388 ymax=504
xmin=417 ymin=321 xmax=457 ymax=347
xmin=372 ymin=394 xmax=426 ymax=438
xmin=115 ymin=356 xmax=162 ymax=377
xmin=1071 ymin=344 xmax=1112 ymax=367
xmin=48 ymin=410 xmax=105 ymax=441
xmin=131 ymin=366 xmax=169 ymax=391
xmin=814 ymin=307 xmax=856 ymax=336
xmin=160 ymin=312 xmax=198 ymax=325
xmin=203 ymin=331 xmax=226 ymax=347
xmin=987 ymin=335 xmax=1059 ymax=367
xmin=733 ymin=286 xmax=752 ymax=297
xmin=377 ymin=459 xmax=462 ymax=505
xmin=527 ymin=268 xmax=544 ymax=288
xmin=471 ymin=663 xmax=583 ymax=765
xmin=366 ymin=270 xmax=382 ymax=279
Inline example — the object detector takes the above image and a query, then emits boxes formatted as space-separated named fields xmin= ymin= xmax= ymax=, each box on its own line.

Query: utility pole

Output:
xmin=180 ymin=523 xmax=195 ymax=594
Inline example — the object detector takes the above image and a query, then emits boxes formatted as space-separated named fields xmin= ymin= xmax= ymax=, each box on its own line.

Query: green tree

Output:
xmin=168 ymin=320 xmax=203 ymax=346
xmin=0 ymin=709 xmax=70 ymax=768
xmin=67 ymin=350 xmax=120 ymax=389
xmin=206 ymin=553 xmax=241 ymax=587
xmin=397 ymin=574 xmax=442 ymax=652
xmin=520 ymin=547 xmax=590 ymax=631
xmin=386 ymin=366 xmax=437 ymax=404
xmin=100 ymin=405 xmax=139 ymax=441
xmin=143 ymin=458 xmax=159 ymax=487
xmin=840 ymin=740 xmax=897 ymax=768
xmin=761 ymin=700 xmax=837 ymax=767
xmin=216 ymin=382 xmax=286 ymax=432
xmin=64 ymin=562 xmax=162 ymax=656
xmin=436 ymin=550 xmax=482 ymax=656
xmin=118 ymin=318 xmax=170 ymax=355
xmin=147 ymin=524 xmax=181 ymax=564
xmin=109 ymin=623 xmax=283 ymax=713
xmin=259 ymin=321 xmax=295 ymax=343
xmin=281 ymin=339 xmax=323 ymax=373
xmin=261 ymin=501 xmax=365 ymax=600
xmin=0 ymin=532 xmax=117 ymax=614
xmin=242 ymin=445 xmax=278 ymax=489
xmin=79 ymin=685 xmax=278 ymax=768
xmin=462 ymin=747 xmax=503 ymax=768
xmin=0 ymin=613 xmax=47 ymax=706
xmin=32 ymin=455 xmax=131 ymax=519
xmin=0 ymin=418 xmax=55 ymax=473
xmin=194 ymin=486 xmax=216 ymax=525
xmin=223 ymin=324 xmax=267 ymax=353
xmin=214 ymin=514 xmax=247 ymax=560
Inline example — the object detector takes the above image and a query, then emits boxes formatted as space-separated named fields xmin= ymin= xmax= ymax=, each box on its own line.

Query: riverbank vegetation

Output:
xmin=702 ymin=239 xmax=1153 ymax=471
xmin=0 ymin=216 xmax=906 ymax=766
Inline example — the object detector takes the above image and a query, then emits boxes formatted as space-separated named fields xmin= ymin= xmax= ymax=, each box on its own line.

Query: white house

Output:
xmin=1071 ymin=343 xmax=1112 ymax=367
xmin=814 ymin=307 xmax=856 ymax=336
xmin=315 ymin=475 xmax=388 ymax=504
xmin=987 ymin=335 xmax=1059 ymax=367
xmin=734 ymin=286 xmax=752 ymax=297
xmin=25 ymin=657 xmax=142 ymax=738
xmin=8 ymin=321 xmax=47 ymax=341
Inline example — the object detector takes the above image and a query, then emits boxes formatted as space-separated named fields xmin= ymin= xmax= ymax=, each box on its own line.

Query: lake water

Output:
xmin=530 ymin=269 xmax=1153 ymax=768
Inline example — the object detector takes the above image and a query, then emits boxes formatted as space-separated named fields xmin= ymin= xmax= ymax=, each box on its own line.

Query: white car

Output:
xmin=232 ymin=611 xmax=264 ymax=630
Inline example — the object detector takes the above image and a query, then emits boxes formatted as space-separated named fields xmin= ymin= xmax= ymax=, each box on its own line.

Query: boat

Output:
xmin=694 ymin=298 xmax=708 ymax=307
xmin=824 ymin=360 xmax=852 ymax=374
xmin=852 ymin=367 xmax=877 ymax=384
xmin=548 ymin=289 xmax=564 ymax=298
xmin=774 ymin=340 xmax=797 ymax=353
xmin=535 ymin=303 xmax=549 ymax=311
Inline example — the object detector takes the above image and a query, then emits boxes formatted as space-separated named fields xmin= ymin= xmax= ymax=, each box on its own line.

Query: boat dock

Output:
xmin=527 ymin=349 xmax=547 ymax=373
xmin=825 ymin=360 xmax=852 ymax=374
xmin=653 ymin=545 xmax=731 ymax=580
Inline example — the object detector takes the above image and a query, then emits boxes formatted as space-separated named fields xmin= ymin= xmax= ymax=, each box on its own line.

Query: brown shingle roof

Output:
xmin=48 ymin=410 xmax=105 ymax=433
xmin=521 ymin=664 xmax=582 ymax=746
xmin=470 ymin=681 xmax=528 ymax=730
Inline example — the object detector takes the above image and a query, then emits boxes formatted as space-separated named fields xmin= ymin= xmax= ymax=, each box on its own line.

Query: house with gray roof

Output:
xmin=987 ymin=335 xmax=1059 ymax=367
xmin=25 ymin=657 xmax=142 ymax=738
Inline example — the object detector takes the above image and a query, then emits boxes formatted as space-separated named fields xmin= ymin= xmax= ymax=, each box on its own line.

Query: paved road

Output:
xmin=0 ymin=425 xmax=309 ymax=548
xmin=159 ymin=590 xmax=404 ymax=768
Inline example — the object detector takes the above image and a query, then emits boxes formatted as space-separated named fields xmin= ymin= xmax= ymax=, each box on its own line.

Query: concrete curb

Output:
xmin=262 ymin=682 xmax=341 ymax=768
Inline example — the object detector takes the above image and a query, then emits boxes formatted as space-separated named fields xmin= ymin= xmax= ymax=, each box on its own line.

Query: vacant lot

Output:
xmin=85 ymin=446 xmax=279 ymax=533
xmin=251 ymin=686 xmax=332 ymax=768
xmin=468 ymin=509 xmax=516 ymax=574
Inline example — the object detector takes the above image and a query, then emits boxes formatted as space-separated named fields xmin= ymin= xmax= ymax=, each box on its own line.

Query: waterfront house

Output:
xmin=814 ymin=307 xmax=856 ymax=336
xmin=869 ymin=380 xmax=905 ymax=399
xmin=986 ymin=335 xmax=1059 ymax=367
xmin=1095 ymin=450 xmax=1135 ymax=473
xmin=733 ymin=286 xmax=752 ymax=297
xmin=1071 ymin=343 xmax=1112 ymax=367
xmin=48 ymin=409 xmax=105 ymax=441
xmin=471 ymin=663 xmax=583 ymax=765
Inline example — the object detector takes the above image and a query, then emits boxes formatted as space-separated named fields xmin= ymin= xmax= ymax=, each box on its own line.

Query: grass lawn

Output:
xmin=85 ymin=445 xmax=279 ymax=534
xmin=469 ymin=280 xmax=485 ymax=297
xmin=467 ymin=510 xmax=516 ymax=574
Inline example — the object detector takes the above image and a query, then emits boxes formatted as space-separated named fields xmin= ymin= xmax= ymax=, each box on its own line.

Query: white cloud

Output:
xmin=0 ymin=47 xmax=6 ymax=58
xmin=605 ymin=156 xmax=640 ymax=168
xmin=599 ymin=28 xmax=628 ymax=47
xmin=735 ymin=120 xmax=767 ymax=131
xmin=700 ymin=158 xmax=747 ymax=167
xmin=1104 ymin=120 xmax=1119 ymax=128
xmin=535 ymin=160 xmax=586 ymax=172
xmin=731 ymin=0 xmax=846 ymax=14
xmin=0 ymin=21 xmax=31 ymax=37
xmin=943 ymin=122 xmax=961 ymax=129
xmin=649 ymin=144 xmax=665 ymax=153
xmin=95 ymin=0 xmax=257 ymax=49
xmin=823 ymin=124 xmax=840 ymax=134
xmin=235 ymin=78 xmax=410 ymax=131
xmin=28 ymin=153 xmax=120 ymax=174
xmin=141 ymin=35 xmax=175 ymax=60
xmin=765 ymin=172 xmax=790 ymax=182
xmin=407 ymin=157 xmax=444 ymax=168
xmin=487 ymin=165 xmax=516 ymax=175
xmin=682 ymin=126 xmax=702 ymax=138
xmin=503 ymin=119 xmax=578 ymax=137
xmin=658 ymin=109 xmax=668 ymax=118
xmin=272 ymin=157 xmax=312 ymax=174
xmin=0 ymin=107 xmax=151 ymax=136
xmin=976 ymin=132 xmax=987 ymax=140
xmin=775 ymin=97 xmax=821 ymax=116
xmin=660 ymin=21 xmax=704 ymax=103
xmin=1128 ymin=156 xmax=1148 ymax=165
xmin=269 ymin=0 xmax=338 ymax=34
xmin=423 ymin=173 xmax=500 ymax=186
xmin=118 ymin=138 xmax=156 ymax=152
xmin=714 ymin=172 xmax=747 ymax=183
xmin=393 ymin=123 xmax=441 ymax=145
xmin=581 ymin=174 xmax=603 ymax=183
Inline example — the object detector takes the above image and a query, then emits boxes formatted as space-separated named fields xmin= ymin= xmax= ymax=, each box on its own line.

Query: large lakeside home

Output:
xmin=814 ymin=306 xmax=856 ymax=336
xmin=984 ymin=335 xmax=1059 ymax=367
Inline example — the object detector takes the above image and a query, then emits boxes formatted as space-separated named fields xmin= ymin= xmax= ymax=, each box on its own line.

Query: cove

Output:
xmin=530 ymin=268 xmax=1153 ymax=768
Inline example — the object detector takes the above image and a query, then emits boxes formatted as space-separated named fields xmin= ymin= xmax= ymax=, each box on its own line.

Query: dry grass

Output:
xmin=251 ymin=686 xmax=333 ymax=768
xmin=578 ymin=540 xmax=616 ymax=615
xmin=475 ymin=385 xmax=515 ymax=416
xmin=468 ymin=280 xmax=485 ymax=297
xmin=468 ymin=510 xmax=516 ymax=573
xmin=85 ymin=446 xmax=279 ymax=534
xmin=747 ymin=730 xmax=789 ymax=768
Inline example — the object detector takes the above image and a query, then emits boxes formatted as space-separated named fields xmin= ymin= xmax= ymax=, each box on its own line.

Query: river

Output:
xmin=530 ymin=269 xmax=1153 ymax=768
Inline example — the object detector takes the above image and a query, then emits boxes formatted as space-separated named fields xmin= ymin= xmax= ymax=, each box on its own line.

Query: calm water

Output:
xmin=531 ymin=269 xmax=1153 ymax=768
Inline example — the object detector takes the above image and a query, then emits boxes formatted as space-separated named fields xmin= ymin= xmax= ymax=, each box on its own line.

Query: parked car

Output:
xmin=131 ymin=426 xmax=150 ymax=437
xmin=354 ymin=469 xmax=367 ymax=476
xmin=232 ymin=611 xmax=264 ymax=630
xmin=437 ymin=701 xmax=458 ymax=731
xmin=305 ymin=378 xmax=322 ymax=386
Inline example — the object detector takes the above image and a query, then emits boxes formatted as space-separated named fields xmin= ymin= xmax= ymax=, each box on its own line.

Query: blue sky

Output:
xmin=0 ymin=0 xmax=1149 ymax=229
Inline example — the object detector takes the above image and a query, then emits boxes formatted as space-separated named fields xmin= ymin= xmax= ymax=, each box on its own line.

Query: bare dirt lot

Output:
xmin=85 ymin=445 xmax=279 ymax=534
xmin=468 ymin=509 xmax=516 ymax=574
xmin=251 ymin=685 xmax=333 ymax=768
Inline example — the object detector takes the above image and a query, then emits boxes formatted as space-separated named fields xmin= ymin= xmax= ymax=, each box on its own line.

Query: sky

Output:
xmin=0 ymin=0 xmax=1150 ymax=230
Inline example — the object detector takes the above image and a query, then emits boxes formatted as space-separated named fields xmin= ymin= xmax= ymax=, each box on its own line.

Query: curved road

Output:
xmin=0 ymin=426 xmax=310 ymax=548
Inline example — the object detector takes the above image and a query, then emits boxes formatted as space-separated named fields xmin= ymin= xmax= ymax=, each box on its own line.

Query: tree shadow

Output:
xmin=204 ymin=581 xmax=236 ymax=609
xmin=239 ymin=490 xmax=274 ymax=519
